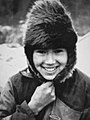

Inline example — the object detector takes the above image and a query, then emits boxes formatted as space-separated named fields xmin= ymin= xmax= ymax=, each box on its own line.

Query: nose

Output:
xmin=45 ymin=52 xmax=55 ymax=65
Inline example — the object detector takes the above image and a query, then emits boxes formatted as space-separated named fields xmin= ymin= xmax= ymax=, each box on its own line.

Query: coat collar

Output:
xmin=21 ymin=68 xmax=33 ymax=78
xmin=20 ymin=67 xmax=75 ymax=83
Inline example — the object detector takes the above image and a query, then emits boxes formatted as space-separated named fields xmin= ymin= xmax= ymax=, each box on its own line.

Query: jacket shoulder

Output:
xmin=10 ymin=68 xmax=33 ymax=84
xmin=75 ymin=68 xmax=90 ymax=84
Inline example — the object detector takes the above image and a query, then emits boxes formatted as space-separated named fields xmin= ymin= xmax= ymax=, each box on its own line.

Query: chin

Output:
xmin=43 ymin=75 xmax=56 ymax=81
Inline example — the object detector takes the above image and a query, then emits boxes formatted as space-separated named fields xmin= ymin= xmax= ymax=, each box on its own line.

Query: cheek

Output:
xmin=57 ymin=54 xmax=68 ymax=65
xmin=33 ymin=54 xmax=43 ymax=67
xmin=33 ymin=55 xmax=38 ymax=66
xmin=63 ymin=56 xmax=68 ymax=64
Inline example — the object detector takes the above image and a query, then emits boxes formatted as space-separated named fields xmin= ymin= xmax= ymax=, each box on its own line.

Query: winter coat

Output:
xmin=0 ymin=68 xmax=90 ymax=120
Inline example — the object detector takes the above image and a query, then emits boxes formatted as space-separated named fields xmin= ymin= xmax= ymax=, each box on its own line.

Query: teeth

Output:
xmin=44 ymin=67 xmax=56 ymax=72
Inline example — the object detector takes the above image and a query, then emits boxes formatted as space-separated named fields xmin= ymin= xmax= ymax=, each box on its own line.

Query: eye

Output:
xmin=54 ymin=49 xmax=64 ymax=54
xmin=36 ymin=50 xmax=47 ymax=54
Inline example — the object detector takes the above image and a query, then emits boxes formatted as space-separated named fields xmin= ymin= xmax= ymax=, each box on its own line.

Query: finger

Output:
xmin=51 ymin=86 xmax=55 ymax=96
xmin=46 ymin=84 xmax=55 ymax=93
xmin=41 ymin=82 xmax=53 ymax=88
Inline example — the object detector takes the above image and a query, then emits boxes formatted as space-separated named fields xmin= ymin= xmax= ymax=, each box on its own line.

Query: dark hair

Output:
xmin=24 ymin=0 xmax=77 ymax=78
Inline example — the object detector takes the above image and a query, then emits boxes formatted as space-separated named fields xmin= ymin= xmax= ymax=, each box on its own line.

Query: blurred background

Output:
xmin=0 ymin=0 xmax=90 ymax=87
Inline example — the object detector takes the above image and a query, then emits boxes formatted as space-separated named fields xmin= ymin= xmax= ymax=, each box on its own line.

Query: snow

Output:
xmin=76 ymin=32 xmax=90 ymax=76
xmin=0 ymin=44 xmax=27 ymax=87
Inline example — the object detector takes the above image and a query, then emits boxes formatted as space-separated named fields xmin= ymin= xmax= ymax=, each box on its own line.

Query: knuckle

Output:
xmin=47 ymin=88 xmax=52 ymax=93
xmin=52 ymin=96 xmax=56 ymax=100
xmin=36 ymin=86 xmax=40 ymax=91
xmin=51 ymin=93 xmax=54 ymax=97
xmin=51 ymin=91 xmax=55 ymax=96
xmin=51 ymin=97 xmax=55 ymax=102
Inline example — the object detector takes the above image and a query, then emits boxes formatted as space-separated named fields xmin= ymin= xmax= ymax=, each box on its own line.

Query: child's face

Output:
xmin=33 ymin=48 xmax=68 ymax=80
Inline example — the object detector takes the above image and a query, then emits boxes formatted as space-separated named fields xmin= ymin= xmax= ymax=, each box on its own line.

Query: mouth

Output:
xmin=42 ymin=66 xmax=59 ymax=73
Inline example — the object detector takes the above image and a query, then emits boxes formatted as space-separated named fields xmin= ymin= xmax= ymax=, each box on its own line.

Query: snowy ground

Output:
xmin=0 ymin=44 xmax=27 ymax=87
xmin=77 ymin=32 xmax=90 ymax=76
xmin=0 ymin=33 xmax=90 ymax=87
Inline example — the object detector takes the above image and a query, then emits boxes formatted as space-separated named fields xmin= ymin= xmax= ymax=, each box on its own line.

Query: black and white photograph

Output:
xmin=0 ymin=0 xmax=90 ymax=120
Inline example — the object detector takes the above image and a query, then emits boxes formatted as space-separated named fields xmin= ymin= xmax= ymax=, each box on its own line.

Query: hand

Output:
xmin=28 ymin=82 xmax=56 ymax=115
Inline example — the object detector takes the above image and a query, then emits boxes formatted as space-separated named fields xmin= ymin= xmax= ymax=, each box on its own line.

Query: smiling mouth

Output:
xmin=42 ymin=66 xmax=59 ymax=72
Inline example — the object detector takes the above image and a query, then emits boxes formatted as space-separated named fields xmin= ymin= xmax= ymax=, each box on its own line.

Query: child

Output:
xmin=0 ymin=0 xmax=90 ymax=120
